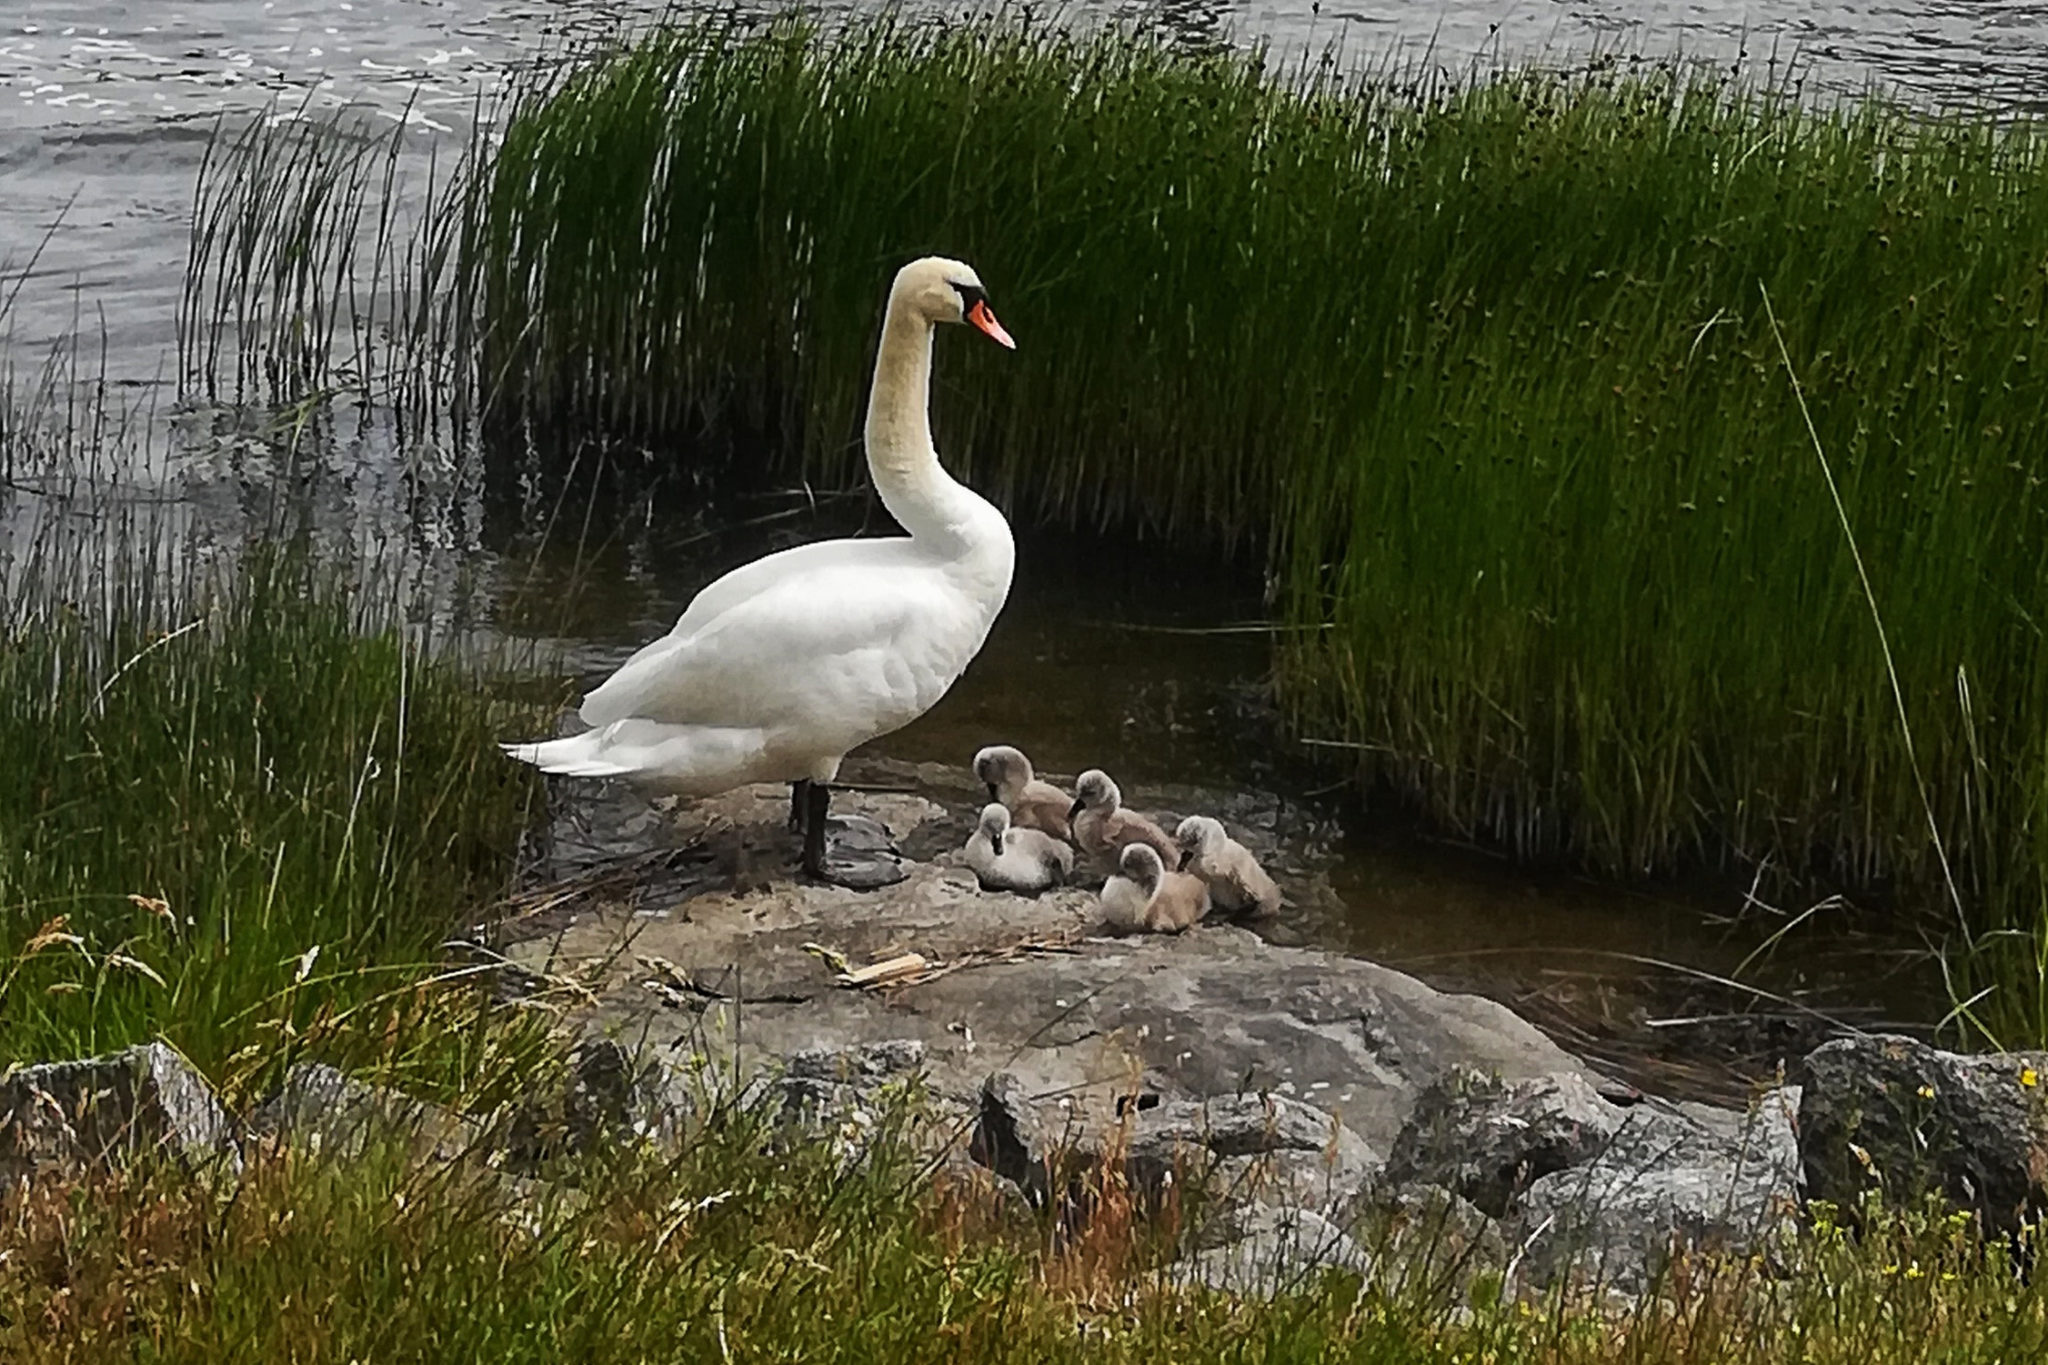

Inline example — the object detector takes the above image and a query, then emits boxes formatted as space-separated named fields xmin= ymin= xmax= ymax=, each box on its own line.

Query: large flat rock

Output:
xmin=502 ymin=783 xmax=1583 ymax=1153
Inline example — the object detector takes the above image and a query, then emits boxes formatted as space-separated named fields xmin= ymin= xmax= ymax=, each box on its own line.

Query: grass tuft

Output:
xmin=0 ymin=513 xmax=546 ymax=1099
xmin=4 ymin=1096 xmax=2047 ymax=1362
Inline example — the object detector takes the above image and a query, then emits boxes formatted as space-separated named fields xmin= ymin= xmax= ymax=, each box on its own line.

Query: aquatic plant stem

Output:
xmin=1760 ymin=281 xmax=1971 ymax=943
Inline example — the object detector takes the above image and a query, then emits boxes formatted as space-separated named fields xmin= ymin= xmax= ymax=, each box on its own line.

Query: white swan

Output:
xmin=503 ymin=257 xmax=1017 ymax=880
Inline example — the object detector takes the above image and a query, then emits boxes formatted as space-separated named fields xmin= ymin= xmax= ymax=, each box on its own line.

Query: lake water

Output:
xmin=1 ymin=0 xmax=2002 ymax=1095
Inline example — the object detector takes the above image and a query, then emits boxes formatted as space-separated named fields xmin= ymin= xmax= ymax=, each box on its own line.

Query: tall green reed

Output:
xmin=180 ymin=101 xmax=487 ymax=433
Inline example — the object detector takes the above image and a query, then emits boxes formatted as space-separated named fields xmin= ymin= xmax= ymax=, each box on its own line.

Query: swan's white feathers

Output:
xmin=547 ymin=539 xmax=1004 ymax=790
xmin=580 ymin=539 xmax=894 ymax=727
xmin=502 ymin=722 xmax=773 ymax=792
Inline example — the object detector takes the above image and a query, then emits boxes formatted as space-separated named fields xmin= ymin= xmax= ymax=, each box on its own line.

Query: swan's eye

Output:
xmin=952 ymin=282 xmax=985 ymax=310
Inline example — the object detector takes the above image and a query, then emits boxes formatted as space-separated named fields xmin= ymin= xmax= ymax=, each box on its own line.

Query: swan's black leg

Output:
xmin=800 ymin=780 xmax=831 ymax=878
xmin=788 ymin=779 xmax=812 ymax=834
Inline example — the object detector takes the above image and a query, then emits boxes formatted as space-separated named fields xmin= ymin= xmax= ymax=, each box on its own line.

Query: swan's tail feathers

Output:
xmin=499 ymin=733 xmax=639 ymax=779
xmin=498 ymin=721 xmax=773 ymax=792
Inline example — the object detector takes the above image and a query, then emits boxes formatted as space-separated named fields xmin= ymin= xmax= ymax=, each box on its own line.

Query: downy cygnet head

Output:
xmin=894 ymin=257 xmax=1015 ymax=348
xmin=976 ymin=802 xmax=1012 ymax=856
xmin=973 ymin=744 xmax=1030 ymax=800
xmin=1068 ymin=768 xmax=1121 ymax=821
xmin=1177 ymin=815 xmax=1227 ymax=859
xmin=1117 ymin=842 xmax=1166 ymax=892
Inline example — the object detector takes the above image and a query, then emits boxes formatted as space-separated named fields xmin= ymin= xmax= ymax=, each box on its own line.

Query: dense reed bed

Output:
xmin=464 ymin=15 xmax=2048 ymax=1031
xmin=7 ymin=1098 xmax=2045 ymax=1363
xmin=0 ymin=504 xmax=543 ymax=1096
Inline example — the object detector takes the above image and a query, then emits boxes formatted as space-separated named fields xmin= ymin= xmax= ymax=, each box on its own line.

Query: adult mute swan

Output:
xmin=502 ymin=257 xmax=1017 ymax=883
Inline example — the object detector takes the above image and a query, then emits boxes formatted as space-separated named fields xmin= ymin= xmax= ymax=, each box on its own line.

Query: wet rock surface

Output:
xmin=482 ymin=778 xmax=1821 ymax=1290
xmin=500 ymin=781 xmax=1584 ymax=1162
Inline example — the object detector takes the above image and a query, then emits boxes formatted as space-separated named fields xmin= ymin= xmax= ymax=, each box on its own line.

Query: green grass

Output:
xmin=5 ymin=1092 xmax=2045 ymax=1363
xmin=0 ymin=510 xmax=546 ymax=1100
xmin=456 ymin=14 xmax=2048 ymax=1038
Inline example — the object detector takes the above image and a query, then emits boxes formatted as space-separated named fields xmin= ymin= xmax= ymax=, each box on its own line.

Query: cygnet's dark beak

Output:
xmin=985 ymin=782 xmax=999 ymax=802
xmin=1067 ymin=798 xmax=1085 ymax=822
xmin=991 ymin=830 xmax=1005 ymax=856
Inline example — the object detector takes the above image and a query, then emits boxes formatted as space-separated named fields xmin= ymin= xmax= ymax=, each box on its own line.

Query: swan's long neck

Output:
xmin=864 ymin=295 xmax=999 ymax=552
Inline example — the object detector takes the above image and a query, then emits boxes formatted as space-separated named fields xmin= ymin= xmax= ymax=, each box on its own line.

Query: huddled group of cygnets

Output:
xmin=963 ymin=744 xmax=1281 ymax=935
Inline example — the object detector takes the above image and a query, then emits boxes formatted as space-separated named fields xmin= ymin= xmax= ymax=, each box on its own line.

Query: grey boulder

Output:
xmin=1798 ymin=1034 xmax=2048 ymax=1231
xmin=1382 ymin=1068 xmax=1626 ymax=1217
xmin=1515 ymin=1086 xmax=1802 ymax=1293
xmin=1169 ymin=1204 xmax=1372 ymax=1297
xmin=249 ymin=1062 xmax=484 ymax=1162
xmin=503 ymin=1037 xmax=700 ymax=1169
xmin=972 ymin=1071 xmax=1380 ymax=1219
xmin=0 ymin=1042 xmax=239 ymax=1184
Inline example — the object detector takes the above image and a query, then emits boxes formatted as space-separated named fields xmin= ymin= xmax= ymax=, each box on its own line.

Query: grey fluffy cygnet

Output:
xmin=965 ymin=802 xmax=1074 ymax=894
xmin=1175 ymin=816 xmax=1282 ymax=919
xmin=972 ymin=744 xmax=1073 ymax=842
xmin=1099 ymin=843 xmax=1210 ymax=934
xmin=1067 ymin=769 xmax=1179 ymax=873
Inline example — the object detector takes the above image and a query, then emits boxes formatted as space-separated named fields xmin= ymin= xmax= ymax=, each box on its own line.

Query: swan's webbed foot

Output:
xmin=794 ymin=781 xmax=906 ymax=890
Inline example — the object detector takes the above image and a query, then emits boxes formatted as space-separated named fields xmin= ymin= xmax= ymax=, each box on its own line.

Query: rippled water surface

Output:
xmin=7 ymin=0 xmax=2048 ymax=373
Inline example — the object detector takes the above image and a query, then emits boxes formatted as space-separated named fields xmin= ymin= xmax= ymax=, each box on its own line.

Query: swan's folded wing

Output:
xmin=578 ymin=540 xmax=899 ymax=726
xmin=577 ymin=551 xmax=967 ymax=735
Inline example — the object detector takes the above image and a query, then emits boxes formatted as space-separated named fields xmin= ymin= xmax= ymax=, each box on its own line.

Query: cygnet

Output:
xmin=972 ymin=744 xmax=1073 ymax=842
xmin=964 ymin=802 xmax=1074 ymax=894
xmin=1067 ymin=768 xmax=1179 ymax=873
xmin=1098 ymin=843 xmax=1210 ymax=934
xmin=1175 ymin=815 xmax=1282 ymax=919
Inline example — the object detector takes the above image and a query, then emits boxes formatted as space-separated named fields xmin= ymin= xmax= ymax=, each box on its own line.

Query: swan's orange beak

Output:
xmin=967 ymin=299 xmax=1015 ymax=350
